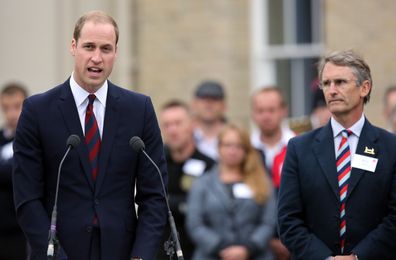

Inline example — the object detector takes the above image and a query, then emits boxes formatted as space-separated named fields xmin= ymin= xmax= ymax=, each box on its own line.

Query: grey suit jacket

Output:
xmin=186 ymin=166 xmax=276 ymax=260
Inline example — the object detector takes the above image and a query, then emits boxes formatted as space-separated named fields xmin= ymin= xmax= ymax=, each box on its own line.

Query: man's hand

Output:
xmin=219 ymin=245 xmax=249 ymax=260
xmin=270 ymin=238 xmax=290 ymax=260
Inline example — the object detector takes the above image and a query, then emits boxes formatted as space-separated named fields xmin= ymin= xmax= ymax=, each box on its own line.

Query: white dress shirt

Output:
xmin=331 ymin=113 xmax=365 ymax=158
xmin=250 ymin=124 xmax=295 ymax=169
xmin=69 ymin=72 xmax=107 ymax=137
xmin=193 ymin=128 xmax=219 ymax=160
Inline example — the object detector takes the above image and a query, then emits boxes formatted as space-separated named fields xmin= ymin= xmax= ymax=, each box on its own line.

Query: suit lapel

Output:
xmin=313 ymin=122 xmax=339 ymax=199
xmin=94 ymin=83 xmax=120 ymax=195
xmin=346 ymin=119 xmax=379 ymax=201
xmin=58 ymin=79 xmax=94 ymax=191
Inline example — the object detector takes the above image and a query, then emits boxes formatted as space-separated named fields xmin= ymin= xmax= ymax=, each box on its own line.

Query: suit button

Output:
xmin=86 ymin=226 xmax=93 ymax=233
xmin=94 ymin=199 xmax=100 ymax=205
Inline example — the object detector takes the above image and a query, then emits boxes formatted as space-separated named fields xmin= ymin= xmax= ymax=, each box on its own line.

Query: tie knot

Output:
xmin=88 ymin=94 xmax=96 ymax=105
xmin=342 ymin=129 xmax=352 ymax=138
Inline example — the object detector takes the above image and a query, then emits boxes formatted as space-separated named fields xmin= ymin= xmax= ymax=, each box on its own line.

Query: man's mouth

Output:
xmin=88 ymin=67 xmax=103 ymax=73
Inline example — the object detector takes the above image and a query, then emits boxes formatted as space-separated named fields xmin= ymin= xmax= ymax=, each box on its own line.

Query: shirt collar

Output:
xmin=69 ymin=72 xmax=108 ymax=107
xmin=331 ymin=113 xmax=365 ymax=138
xmin=251 ymin=124 xmax=295 ymax=150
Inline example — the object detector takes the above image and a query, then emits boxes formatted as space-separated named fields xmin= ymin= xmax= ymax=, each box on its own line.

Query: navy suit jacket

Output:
xmin=13 ymin=79 xmax=168 ymax=260
xmin=278 ymin=119 xmax=396 ymax=260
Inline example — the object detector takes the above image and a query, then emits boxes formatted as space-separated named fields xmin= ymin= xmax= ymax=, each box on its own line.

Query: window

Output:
xmin=250 ymin=0 xmax=324 ymax=116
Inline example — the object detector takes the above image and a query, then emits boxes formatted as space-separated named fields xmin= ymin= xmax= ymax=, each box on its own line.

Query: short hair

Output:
xmin=161 ymin=99 xmax=191 ymax=114
xmin=251 ymin=86 xmax=287 ymax=108
xmin=383 ymin=86 xmax=396 ymax=105
xmin=318 ymin=50 xmax=372 ymax=104
xmin=1 ymin=82 xmax=28 ymax=98
xmin=73 ymin=10 xmax=119 ymax=44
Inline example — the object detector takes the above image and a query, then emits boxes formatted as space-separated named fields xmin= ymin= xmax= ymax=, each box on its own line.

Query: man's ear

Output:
xmin=70 ymin=39 xmax=77 ymax=56
xmin=360 ymin=80 xmax=371 ymax=99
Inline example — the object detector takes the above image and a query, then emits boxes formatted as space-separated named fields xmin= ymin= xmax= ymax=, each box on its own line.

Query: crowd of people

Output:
xmin=158 ymin=55 xmax=396 ymax=259
xmin=2 ymin=9 xmax=396 ymax=260
xmin=155 ymin=79 xmax=329 ymax=260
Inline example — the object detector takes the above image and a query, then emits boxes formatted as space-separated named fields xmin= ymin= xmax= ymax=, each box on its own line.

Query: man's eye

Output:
xmin=102 ymin=46 xmax=112 ymax=53
xmin=334 ymin=79 xmax=347 ymax=86
xmin=322 ymin=80 xmax=330 ymax=87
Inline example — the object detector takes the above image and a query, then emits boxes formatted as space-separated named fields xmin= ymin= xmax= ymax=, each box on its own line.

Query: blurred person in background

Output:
xmin=250 ymin=87 xmax=292 ymax=260
xmin=250 ymin=87 xmax=295 ymax=192
xmin=157 ymin=100 xmax=215 ymax=260
xmin=288 ymin=80 xmax=331 ymax=135
xmin=310 ymin=81 xmax=332 ymax=130
xmin=383 ymin=85 xmax=396 ymax=133
xmin=191 ymin=80 xmax=227 ymax=161
xmin=0 ymin=82 xmax=28 ymax=260
xmin=186 ymin=124 xmax=276 ymax=260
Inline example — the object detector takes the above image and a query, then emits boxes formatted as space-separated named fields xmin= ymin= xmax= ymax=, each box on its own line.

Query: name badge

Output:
xmin=351 ymin=154 xmax=378 ymax=172
xmin=182 ymin=159 xmax=206 ymax=177
xmin=0 ymin=142 xmax=13 ymax=161
xmin=232 ymin=183 xmax=253 ymax=199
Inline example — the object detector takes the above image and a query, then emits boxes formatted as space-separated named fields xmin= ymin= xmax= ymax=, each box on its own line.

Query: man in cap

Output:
xmin=191 ymin=80 xmax=227 ymax=161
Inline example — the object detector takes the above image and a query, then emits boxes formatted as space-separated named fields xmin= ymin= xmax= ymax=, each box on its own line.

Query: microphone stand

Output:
xmin=47 ymin=139 xmax=77 ymax=260
xmin=141 ymin=149 xmax=184 ymax=260
xmin=47 ymin=210 xmax=59 ymax=260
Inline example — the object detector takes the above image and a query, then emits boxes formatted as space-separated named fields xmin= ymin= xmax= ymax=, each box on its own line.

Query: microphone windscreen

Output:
xmin=129 ymin=136 xmax=145 ymax=152
xmin=66 ymin=135 xmax=81 ymax=148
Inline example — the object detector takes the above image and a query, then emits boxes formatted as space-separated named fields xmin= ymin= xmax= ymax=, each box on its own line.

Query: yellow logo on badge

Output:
xmin=364 ymin=146 xmax=375 ymax=155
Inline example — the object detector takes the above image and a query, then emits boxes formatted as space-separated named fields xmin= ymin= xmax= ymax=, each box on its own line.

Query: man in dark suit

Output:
xmin=13 ymin=10 xmax=167 ymax=260
xmin=278 ymin=50 xmax=396 ymax=260
xmin=0 ymin=82 xmax=28 ymax=260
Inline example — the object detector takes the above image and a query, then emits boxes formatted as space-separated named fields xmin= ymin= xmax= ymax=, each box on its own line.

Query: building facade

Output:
xmin=1 ymin=0 xmax=395 ymax=127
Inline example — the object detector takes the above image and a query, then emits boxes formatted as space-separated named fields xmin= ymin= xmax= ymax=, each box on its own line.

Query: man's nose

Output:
xmin=327 ymin=82 xmax=339 ymax=94
xmin=91 ymin=49 xmax=102 ymax=63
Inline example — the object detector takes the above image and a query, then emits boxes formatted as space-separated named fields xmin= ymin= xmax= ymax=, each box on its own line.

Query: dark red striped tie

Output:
xmin=85 ymin=94 xmax=101 ymax=181
xmin=336 ymin=129 xmax=352 ymax=253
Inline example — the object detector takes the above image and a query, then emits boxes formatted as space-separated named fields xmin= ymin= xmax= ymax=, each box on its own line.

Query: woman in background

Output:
xmin=186 ymin=124 xmax=276 ymax=260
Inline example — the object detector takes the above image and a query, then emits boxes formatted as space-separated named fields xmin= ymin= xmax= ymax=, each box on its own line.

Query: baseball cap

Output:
xmin=194 ymin=81 xmax=225 ymax=99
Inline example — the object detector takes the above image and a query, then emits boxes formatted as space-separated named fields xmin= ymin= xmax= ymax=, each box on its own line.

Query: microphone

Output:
xmin=47 ymin=135 xmax=80 ymax=259
xmin=129 ymin=136 xmax=184 ymax=260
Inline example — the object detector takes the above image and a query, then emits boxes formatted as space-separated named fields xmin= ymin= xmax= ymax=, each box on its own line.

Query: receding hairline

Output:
xmin=251 ymin=86 xmax=286 ymax=107
xmin=73 ymin=10 xmax=119 ymax=44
